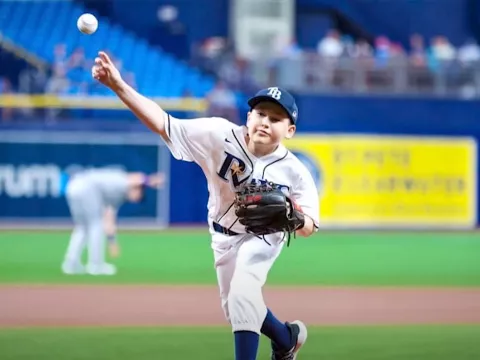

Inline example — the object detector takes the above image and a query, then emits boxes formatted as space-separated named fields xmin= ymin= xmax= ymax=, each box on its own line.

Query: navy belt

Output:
xmin=213 ymin=222 xmax=239 ymax=236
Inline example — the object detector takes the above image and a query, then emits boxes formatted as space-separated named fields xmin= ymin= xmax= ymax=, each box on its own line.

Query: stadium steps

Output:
xmin=0 ymin=32 xmax=49 ymax=73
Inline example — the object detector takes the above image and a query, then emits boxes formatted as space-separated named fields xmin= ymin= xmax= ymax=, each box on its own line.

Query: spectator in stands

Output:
xmin=66 ymin=47 xmax=89 ymax=92
xmin=191 ymin=36 xmax=235 ymax=79
xmin=430 ymin=36 xmax=456 ymax=62
xmin=263 ymin=36 xmax=303 ymax=88
xmin=18 ymin=67 xmax=48 ymax=94
xmin=357 ymin=39 xmax=374 ymax=57
xmin=317 ymin=30 xmax=344 ymax=58
xmin=315 ymin=30 xmax=344 ymax=88
xmin=0 ymin=77 xmax=14 ymax=122
xmin=53 ymin=43 xmax=68 ymax=67
xmin=67 ymin=47 xmax=88 ymax=69
xmin=46 ymin=64 xmax=70 ymax=95
xmin=219 ymin=56 xmax=257 ymax=94
xmin=341 ymin=36 xmax=373 ymax=64
xmin=454 ymin=38 xmax=480 ymax=99
xmin=0 ymin=77 xmax=13 ymax=93
xmin=457 ymin=38 xmax=480 ymax=65
xmin=205 ymin=80 xmax=239 ymax=124
xmin=425 ymin=36 xmax=456 ymax=74
xmin=50 ymin=44 xmax=96 ymax=96
xmin=409 ymin=33 xmax=427 ymax=67
xmin=390 ymin=42 xmax=406 ymax=60
xmin=45 ymin=64 xmax=71 ymax=121
xmin=340 ymin=35 xmax=355 ymax=57
xmin=374 ymin=36 xmax=392 ymax=67
xmin=277 ymin=37 xmax=302 ymax=59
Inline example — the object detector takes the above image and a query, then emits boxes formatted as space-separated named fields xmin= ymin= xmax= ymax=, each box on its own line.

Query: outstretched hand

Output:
xmin=92 ymin=51 xmax=123 ymax=90
xmin=147 ymin=173 xmax=165 ymax=189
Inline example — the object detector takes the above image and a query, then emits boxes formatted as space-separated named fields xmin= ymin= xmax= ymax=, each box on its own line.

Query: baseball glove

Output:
xmin=234 ymin=182 xmax=305 ymax=246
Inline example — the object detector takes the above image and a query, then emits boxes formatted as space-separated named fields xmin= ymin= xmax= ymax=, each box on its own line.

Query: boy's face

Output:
xmin=246 ymin=102 xmax=296 ymax=147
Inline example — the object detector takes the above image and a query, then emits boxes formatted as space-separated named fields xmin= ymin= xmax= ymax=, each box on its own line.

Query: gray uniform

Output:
xmin=63 ymin=169 xmax=129 ymax=267
xmin=67 ymin=168 xmax=129 ymax=210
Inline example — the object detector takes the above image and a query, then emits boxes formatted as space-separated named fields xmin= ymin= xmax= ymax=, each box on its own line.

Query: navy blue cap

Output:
xmin=247 ymin=87 xmax=298 ymax=124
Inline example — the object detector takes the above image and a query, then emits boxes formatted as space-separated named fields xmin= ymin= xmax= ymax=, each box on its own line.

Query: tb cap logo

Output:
xmin=267 ymin=87 xmax=282 ymax=100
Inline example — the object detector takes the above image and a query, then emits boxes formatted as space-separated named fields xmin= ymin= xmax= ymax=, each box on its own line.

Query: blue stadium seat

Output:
xmin=4 ymin=2 xmax=28 ymax=38
xmin=0 ymin=1 xmax=14 ymax=20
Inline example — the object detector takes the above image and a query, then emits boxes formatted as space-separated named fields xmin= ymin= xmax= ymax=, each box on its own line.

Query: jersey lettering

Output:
xmin=217 ymin=152 xmax=250 ymax=187
xmin=249 ymin=178 xmax=290 ymax=194
xmin=267 ymin=87 xmax=282 ymax=100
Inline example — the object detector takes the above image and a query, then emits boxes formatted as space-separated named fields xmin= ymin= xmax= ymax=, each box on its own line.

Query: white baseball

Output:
xmin=77 ymin=13 xmax=98 ymax=35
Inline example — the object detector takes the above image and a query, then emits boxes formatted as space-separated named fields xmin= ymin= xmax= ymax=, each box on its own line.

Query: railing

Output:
xmin=0 ymin=94 xmax=208 ymax=123
xmin=247 ymin=52 xmax=480 ymax=98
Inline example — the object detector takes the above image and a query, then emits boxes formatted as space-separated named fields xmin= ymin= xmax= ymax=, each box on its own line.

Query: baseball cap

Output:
xmin=247 ymin=87 xmax=298 ymax=124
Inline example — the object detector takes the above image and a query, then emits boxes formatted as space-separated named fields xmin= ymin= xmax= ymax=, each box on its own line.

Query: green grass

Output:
xmin=0 ymin=325 xmax=479 ymax=360
xmin=0 ymin=230 xmax=480 ymax=286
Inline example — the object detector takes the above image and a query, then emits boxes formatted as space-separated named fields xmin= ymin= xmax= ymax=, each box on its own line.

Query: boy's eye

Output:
xmin=257 ymin=111 xmax=281 ymax=123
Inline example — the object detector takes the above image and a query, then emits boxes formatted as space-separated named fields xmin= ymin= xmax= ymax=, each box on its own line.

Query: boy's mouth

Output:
xmin=256 ymin=129 xmax=270 ymax=137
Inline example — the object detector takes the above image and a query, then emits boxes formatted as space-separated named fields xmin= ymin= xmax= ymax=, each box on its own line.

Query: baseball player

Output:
xmin=92 ymin=51 xmax=319 ymax=359
xmin=61 ymin=168 xmax=163 ymax=276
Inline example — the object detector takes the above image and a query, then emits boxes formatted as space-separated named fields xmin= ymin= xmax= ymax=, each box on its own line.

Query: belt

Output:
xmin=213 ymin=222 xmax=239 ymax=236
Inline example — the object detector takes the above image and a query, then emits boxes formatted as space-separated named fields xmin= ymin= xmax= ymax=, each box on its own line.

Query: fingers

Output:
xmin=149 ymin=173 xmax=165 ymax=187
xmin=92 ymin=51 xmax=120 ymax=84
xmin=91 ymin=65 xmax=106 ymax=80
xmin=98 ymin=51 xmax=113 ymax=65
xmin=92 ymin=56 xmax=109 ymax=80
xmin=94 ymin=57 xmax=109 ymax=69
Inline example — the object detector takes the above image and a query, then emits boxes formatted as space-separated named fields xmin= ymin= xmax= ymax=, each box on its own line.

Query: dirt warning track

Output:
xmin=1 ymin=285 xmax=480 ymax=327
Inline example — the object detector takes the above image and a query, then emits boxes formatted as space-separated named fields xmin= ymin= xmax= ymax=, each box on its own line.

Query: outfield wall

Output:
xmin=0 ymin=95 xmax=479 ymax=228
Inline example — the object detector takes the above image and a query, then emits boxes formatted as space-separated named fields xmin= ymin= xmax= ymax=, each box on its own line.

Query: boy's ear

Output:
xmin=285 ymin=124 xmax=296 ymax=139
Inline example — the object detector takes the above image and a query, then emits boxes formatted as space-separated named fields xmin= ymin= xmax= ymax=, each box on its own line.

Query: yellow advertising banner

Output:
xmin=286 ymin=135 xmax=477 ymax=228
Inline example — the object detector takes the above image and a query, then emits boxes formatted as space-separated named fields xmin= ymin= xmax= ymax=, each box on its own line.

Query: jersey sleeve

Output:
xmin=291 ymin=165 xmax=320 ymax=230
xmin=164 ymin=115 xmax=234 ymax=163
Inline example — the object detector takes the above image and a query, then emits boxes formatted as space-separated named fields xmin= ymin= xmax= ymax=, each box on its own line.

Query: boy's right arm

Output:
xmin=114 ymin=80 xmax=169 ymax=141
xmin=92 ymin=51 xmax=169 ymax=142
xmin=92 ymin=51 xmax=234 ymax=162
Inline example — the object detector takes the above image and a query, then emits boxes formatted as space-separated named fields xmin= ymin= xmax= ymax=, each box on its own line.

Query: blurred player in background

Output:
xmin=61 ymin=168 xmax=164 ymax=275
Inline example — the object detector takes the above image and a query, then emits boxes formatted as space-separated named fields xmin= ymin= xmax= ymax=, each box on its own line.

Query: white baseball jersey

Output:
xmin=164 ymin=115 xmax=320 ymax=235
